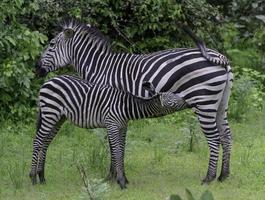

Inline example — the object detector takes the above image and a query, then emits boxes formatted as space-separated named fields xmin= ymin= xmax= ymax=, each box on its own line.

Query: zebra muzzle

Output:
xmin=35 ymin=59 xmax=47 ymax=77
xmin=36 ymin=67 xmax=47 ymax=77
xmin=35 ymin=60 xmax=47 ymax=77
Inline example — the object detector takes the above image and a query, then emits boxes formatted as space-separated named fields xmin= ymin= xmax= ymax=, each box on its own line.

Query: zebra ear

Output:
xmin=63 ymin=28 xmax=74 ymax=38
xmin=142 ymin=82 xmax=157 ymax=96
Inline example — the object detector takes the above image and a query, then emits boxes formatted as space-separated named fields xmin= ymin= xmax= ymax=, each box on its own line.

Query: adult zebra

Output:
xmin=36 ymin=18 xmax=233 ymax=184
xmin=30 ymin=75 xmax=187 ymax=188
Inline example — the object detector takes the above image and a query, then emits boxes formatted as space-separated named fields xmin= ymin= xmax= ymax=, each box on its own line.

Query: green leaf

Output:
xmin=5 ymin=36 xmax=16 ymax=46
xmin=39 ymin=34 xmax=48 ymax=44
xmin=23 ymin=54 xmax=30 ymax=61
xmin=113 ymin=41 xmax=129 ymax=51
xmin=0 ymin=92 xmax=12 ymax=102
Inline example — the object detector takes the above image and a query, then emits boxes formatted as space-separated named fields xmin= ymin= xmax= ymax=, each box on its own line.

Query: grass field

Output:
xmin=1 ymin=111 xmax=265 ymax=200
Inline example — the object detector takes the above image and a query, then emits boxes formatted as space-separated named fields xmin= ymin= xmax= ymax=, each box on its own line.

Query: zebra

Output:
xmin=35 ymin=18 xmax=233 ymax=184
xmin=29 ymin=75 xmax=187 ymax=189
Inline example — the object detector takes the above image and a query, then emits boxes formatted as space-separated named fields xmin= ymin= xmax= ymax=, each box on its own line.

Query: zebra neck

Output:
xmin=72 ymin=40 xmax=141 ymax=92
xmin=127 ymin=95 xmax=166 ymax=120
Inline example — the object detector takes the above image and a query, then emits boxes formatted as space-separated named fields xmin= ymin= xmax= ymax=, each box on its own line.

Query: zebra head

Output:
xmin=35 ymin=19 xmax=84 ymax=77
xmin=142 ymin=81 xmax=187 ymax=110
xmin=36 ymin=24 xmax=76 ymax=77
xmin=159 ymin=92 xmax=187 ymax=110
xmin=36 ymin=18 xmax=110 ymax=77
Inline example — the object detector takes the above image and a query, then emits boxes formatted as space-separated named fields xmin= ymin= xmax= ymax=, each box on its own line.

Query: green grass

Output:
xmin=1 ymin=111 xmax=265 ymax=200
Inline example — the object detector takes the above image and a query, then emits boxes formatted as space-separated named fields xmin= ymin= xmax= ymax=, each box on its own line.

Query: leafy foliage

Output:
xmin=0 ymin=0 xmax=264 ymax=122
xmin=229 ymin=69 xmax=265 ymax=121
xmin=0 ymin=0 xmax=47 ymax=121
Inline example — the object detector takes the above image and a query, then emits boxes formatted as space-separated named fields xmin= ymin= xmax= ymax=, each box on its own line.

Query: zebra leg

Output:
xmin=106 ymin=126 xmax=129 ymax=184
xmin=106 ymin=147 xmax=117 ymax=182
xmin=37 ymin=133 xmax=54 ymax=184
xmin=37 ymin=117 xmax=65 ymax=183
xmin=29 ymin=111 xmax=60 ymax=184
xmin=119 ymin=127 xmax=129 ymax=184
xmin=196 ymin=110 xmax=220 ymax=184
xmin=106 ymin=123 xmax=127 ymax=189
xmin=29 ymin=135 xmax=42 ymax=184
xmin=216 ymin=75 xmax=233 ymax=182
xmin=29 ymin=115 xmax=53 ymax=184
xmin=216 ymin=110 xmax=232 ymax=182
xmin=29 ymin=111 xmax=44 ymax=184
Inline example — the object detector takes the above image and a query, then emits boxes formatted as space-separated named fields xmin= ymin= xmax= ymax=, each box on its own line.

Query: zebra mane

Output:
xmin=59 ymin=18 xmax=112 ymax=52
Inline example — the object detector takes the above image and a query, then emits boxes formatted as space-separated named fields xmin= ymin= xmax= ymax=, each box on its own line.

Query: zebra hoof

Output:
xmin=217 ymin=173 xmax=229 ymax=182
xmin=38 ymin=171 xmax=46 ymax=184
xmin=39 ymin=177 xmax=46 ymax=184
xmin=117 ymin=177 xmax=127 ymax=189
xmin=29 ymin=172 xmax=37 ymax=185
xmin=201 ymin=175 xmax=216 ymax=185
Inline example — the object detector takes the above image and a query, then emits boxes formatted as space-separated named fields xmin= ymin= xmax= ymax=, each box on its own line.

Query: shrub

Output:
xmin=0 ymin=0 xmax=47 ymax=121
xmin=1 ymin=0 xmax=265 ymax=123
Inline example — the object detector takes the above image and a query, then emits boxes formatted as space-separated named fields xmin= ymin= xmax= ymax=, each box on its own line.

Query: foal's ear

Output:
xmin=63 ymin=28 xmax=75 ymax=38
xmin=142 ymin=82 xmax=157 ymax=96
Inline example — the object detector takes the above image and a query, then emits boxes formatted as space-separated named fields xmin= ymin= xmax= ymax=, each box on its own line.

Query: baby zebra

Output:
xmin=29 ymin=75 xmax=187 ymax=189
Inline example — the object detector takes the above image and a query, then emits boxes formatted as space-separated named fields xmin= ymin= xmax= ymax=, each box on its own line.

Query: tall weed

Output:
xmin=7 ymin=158 xmax=27 ymax=190
xmin=181 ymin=113 xmax=201 ymax=152
xmin=77 ymin=164 xmax=109 ymax=200
xmin=71 ymin=128 xmax=109 ymax=177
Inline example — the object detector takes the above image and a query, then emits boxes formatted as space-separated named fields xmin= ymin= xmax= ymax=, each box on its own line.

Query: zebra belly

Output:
xmin=63 ymin=108 xmax=106 ymax=129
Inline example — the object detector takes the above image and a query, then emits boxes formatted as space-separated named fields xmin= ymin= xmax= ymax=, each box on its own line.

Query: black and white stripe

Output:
xmin=29 ymin=75 xmax=187 ymax=188
xmin=36 ymin=19 xmax=233 ymax=184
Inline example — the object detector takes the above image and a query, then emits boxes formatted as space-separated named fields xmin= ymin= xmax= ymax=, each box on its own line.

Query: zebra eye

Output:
xmin=63 ymin=28 xmax=74 ymax=38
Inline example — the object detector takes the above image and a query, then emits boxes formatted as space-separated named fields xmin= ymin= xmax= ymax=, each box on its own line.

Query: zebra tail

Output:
xmin=226 ymin=65 xmax=233 ymax=87
xmin=36 ymin=104 xmax=42 ymax=132
xmin=177 ymin=22 xmax=230 ymax=67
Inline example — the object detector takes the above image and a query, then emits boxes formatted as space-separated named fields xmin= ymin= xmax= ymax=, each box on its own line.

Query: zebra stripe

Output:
xmin=36 ymin=18 xmax=233 ymax=184
xmin=29 ymin=75 xmax=187 ymax=188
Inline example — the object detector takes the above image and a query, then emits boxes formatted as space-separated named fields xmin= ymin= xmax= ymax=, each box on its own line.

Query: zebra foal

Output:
xmin=29 ymin=75 xmax=187 ymax=189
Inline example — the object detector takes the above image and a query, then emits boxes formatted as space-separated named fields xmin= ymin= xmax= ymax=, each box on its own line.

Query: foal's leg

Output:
xmin=106 ymin=144 xmax=117 ymax=181
xmin=37 ymin=117 xmax=65 ymax=183
xmin=29 ymin=112 xmax=57 ymax=184
xmin=107 ymin=127 xmax=129 ymax=184
xmin=119 ymin=127 xmax=129 ymax=184
xmin=105 ymin=119 xmax=127 ymax=189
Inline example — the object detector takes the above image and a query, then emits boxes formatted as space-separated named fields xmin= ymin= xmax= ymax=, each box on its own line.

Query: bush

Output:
xmin=220 ymin=22 xmax=265 ymax=121
xmin=229 ymin=70 xmax=265 ymax=121
xmin=0 ymin=0 xmax=47 ymax=121
xmin=0 ymin=0 xmax=265 ymax=122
